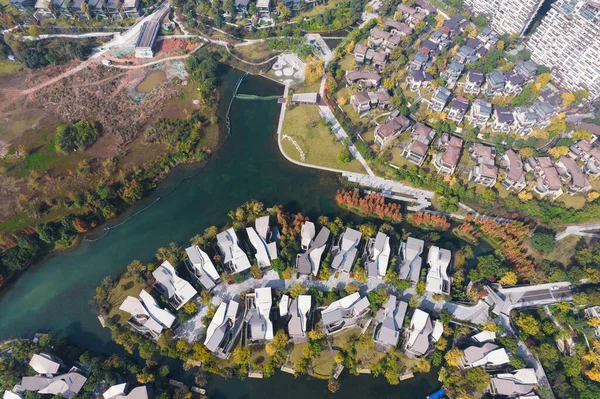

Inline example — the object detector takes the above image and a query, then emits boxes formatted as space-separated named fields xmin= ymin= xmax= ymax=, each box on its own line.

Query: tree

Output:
xmin=414 ymin=358 xmax=431 ymax=373
xmin=573 ymin=129 xmax=592 ymax=141
xmin=271 ymin=258 xmax=286 ymax=273
xmin=304 ymin=55 xmax=324 ymax=84
xmin=278 ymin=5 xmax=291 ymax=21
xmin=289 ymin=283 xmax=306 ymax=298
xmin=248 ymin=2 xmax=256 ymax=15
xmin=28 ymin=25 xmax=40 ymax=37
xmin=562 ymin=356 xmax=582 ymax=378
xmin=530 ymin=231 xmax=556 ymax=253
xmin=345 ymin=283 xmax=360 ymax=295
xmin=232 ymin=347 xmax=250 ymax=366
xmin=183 ymin=301 xmax=198 ymax=315
xmin=223 ymin=0 xmax=235 ymax=16
xmin=445 ymin=348 xmax=464 ymax=367
xmin=562 ymin=92 xmax=575 ymax=107
xmin=338 ymin=147 xmax=351 ymax=163
xmin=519 ymin=147 xmax=534 ymax=158
xmin=499 ymin=271 xmax=518 ymax=286
xmin=497 ymin=40 xmax=505 ymax=50
xmin=35 ymin=222 xmax=60 ymax=244
xmin=516 ymin=313 xmax=541 ymax=336
xmin=55 ymin=120 xmax=101 ymax=153
xmin=328 ymin=378 xmax=341 ymax=393
xmin=357 ymin=223 xmax=377 ymax=238
xmin=536 ymin=72 xmax=552 ymax=90
xmin=416 ymin=281 xmax=426 ymax=295
xmin=547 ymin=146 xmax=569 ymax=159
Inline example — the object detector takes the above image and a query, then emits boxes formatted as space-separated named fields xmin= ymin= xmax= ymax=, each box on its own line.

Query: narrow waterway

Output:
xmin=0 ymin=67 xmax=441 ymax=397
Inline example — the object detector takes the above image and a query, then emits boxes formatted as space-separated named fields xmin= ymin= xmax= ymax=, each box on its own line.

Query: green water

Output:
xmin=136 ymin=70 xmax=167 ymax=93
xmin=0 ymin=67 xmax=441 ymax=397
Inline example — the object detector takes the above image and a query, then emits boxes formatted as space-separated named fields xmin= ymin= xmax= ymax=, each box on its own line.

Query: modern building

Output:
xmin=285 ymin=295 xmax=312 ymax=338
xmin=29 ymin=354 xmax=62 ymax=375
xmin=468 ymin=99 xmax=493 ymax=127
xmin=402 ymin=122 xmax=436 ymax=166
xmin=21 ymin=371 xmax=87 ymax=399
xmin=465 ymin=0 xmax=544 ymax=36
xmin=513 ymin=106 xmax=538 ymax=136
xmin=527 ymin=0 xmax=600 ymax=99
xmin=331 ymin=228 xmax=362 ymax=273
xmin=486 ymin=71 xmax=507 ymax=97
xmin=345 ymin=70 xmax=382 ymax=88
xmin=492 ymin=107 xmax=515 ymax=133
xmin=152 ymin=261 xmax=197 ymax=310
xmin=570 ymin=140 xmax=600 ymax=177
xmin=556 ymin=156 xmax=592 ymax=194
xmin=460 ymin=343 xmax=510 ymax=369
xmin=246 ymin=216 xmax=278 ymax=268
xmin=501 ymin=150 xmax=527 ymax=192
xmin=384 ymin=19 xmax=413 ymax=36
xmin=204 ymin=299 xmax=242 ymax=358
xmin=443 ymin=61 xmax=465 ymax=89
xmin=185 ymin=245 xmax=220 ymax=290
xmin=399 ymin=237 xmax=424 ymax=284
xmin=119 ymin=290 xmax=176 ymax=339
xmin=408 ymin=70 xmax=434 ymax=91
xmin=429 ymin=86 xmax=452 ymax=112
xmin=103 ymin=385 xmax=152 ymax=399
xmin=365 ymin=232 xmax=391 ymax=279
xmin=585 ymin=306 xmax=600 ymax=338
xmin=489 ymin=369 xmax=538 ymax=397
xmin=469 ymin=144 xmax=498 ymax=187
xmin=533 ymin=157 xmax=563 ymax=199
xmin=2 ymin=390 xmax=23 ymax=399
xmin=373 ymin=296 xmax=407 ymax=348
xmin=426 ymin=246 xmax=452 ymax=295
xmin=354 ymin=43 xmax=369 ymax=63
xmin=447 ymin=97 xmax=470 ymax=124
xmin=246 ymin=287 xmax=274 ymax=341
xmin=296 ymin=225 xmax=330 ymax=276
xmin=404 ymin=309 xmax=443 ymax=358
xmin=321 ymin=292 xmax=370 ymax=335
xmin=217 ymin=228 xmax=251 ymax=274
xmin=375 ymin=112 xmax=412 ymax=148
xmin=433 ymin=134 xmax=463 ymax=175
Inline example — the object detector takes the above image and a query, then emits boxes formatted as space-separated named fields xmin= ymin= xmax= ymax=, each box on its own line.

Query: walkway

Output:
xmin=318 ymin=105 xmax=375 ymax=177
xmin=342 ymin=173 xmax=433 ymax=208
xmin=555 ymin=223 xmax=600 ymax=240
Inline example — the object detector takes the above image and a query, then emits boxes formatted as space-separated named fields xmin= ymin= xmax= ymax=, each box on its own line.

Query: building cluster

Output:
xmin=11 ymin=0 xmax=141 ymax=20
xmin=463 ymin=0 xmax=600 ymax=99
xmin=2 ymin=353 xmax=150 ymax=399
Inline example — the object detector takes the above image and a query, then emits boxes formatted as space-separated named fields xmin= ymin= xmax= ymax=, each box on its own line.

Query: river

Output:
xmin=0 ymin=67 xmax=441 ymax=397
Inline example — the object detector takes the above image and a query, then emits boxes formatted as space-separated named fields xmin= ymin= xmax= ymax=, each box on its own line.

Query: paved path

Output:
xmin=556 ymin=223 xmax=600 ymax=240
xmin=343 ymin=173 xmax=434 ymax=207
xmin=318 ymin=105 xmax=375 ymax=176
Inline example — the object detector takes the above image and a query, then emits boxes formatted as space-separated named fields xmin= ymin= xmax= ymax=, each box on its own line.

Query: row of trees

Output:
xmin=335 ymin=190 xmax=402 ymax=221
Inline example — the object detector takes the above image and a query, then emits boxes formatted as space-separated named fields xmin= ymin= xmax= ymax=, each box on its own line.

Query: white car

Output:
xmin=550 ymin=286 xmax=559 ymax=291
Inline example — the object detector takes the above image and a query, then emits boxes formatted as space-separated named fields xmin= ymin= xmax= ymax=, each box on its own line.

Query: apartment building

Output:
xmin=464 ymin=0 xmax=544 ymax=35
xmin=527 ymin=0 xmax=600 ymax=99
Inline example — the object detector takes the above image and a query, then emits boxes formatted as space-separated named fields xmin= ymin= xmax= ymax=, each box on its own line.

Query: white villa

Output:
xmin=246 ymin=287 xmax=274 ymax=341
xmin=246 ymin=216 xmax=278 ymax=268
xmin=217 ymin=228 xmax=251 ymax=273
xmin=29 ymin=354 xmax=62 ymax=375
xmin=425 ymin=246 xmax=452 ymax=295
xmin=119 ymin=289 xmax=176 ymax=339
xmin=405 ymin=309 xmax=443 ymax=358
xmin=331 ymin=228 xmax=362 ymax=273
xmin=373 ymin=296 xmax=407 ymax=348
xmin=365 ymin=232 xmax=391 ymax=279
xmin=321 ymin=292 xmax=370 ymax=335
xmin=296 ymin=224 xmax=330 ymax=276
xmin=460 ymin=343 xmax=510 ymax=369
xmin=399 ymin=237 xmax=424 ymax=284
xmin=284 ymin=294 xmax=312 ymax=338
xmin=152 ymin=261 xmax=197 ymax=310
xmin=204 ymin=299 xmax=242 ymax=358
xmin=185 ymin=245 xmax=220 ymax=290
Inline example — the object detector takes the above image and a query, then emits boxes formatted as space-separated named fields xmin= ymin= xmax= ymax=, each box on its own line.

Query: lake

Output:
xmin=0 ymin=66 xmax=441 ymax=398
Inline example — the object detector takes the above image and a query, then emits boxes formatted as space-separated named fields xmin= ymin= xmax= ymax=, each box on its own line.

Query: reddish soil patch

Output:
xmin=157 ymin=39 xmax=193 ymax=53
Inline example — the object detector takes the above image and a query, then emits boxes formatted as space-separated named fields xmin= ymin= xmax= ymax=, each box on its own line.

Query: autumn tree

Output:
xmin=515 ymin=313 xmax=541 ymax=336
xmin=289 ymin=283 xmax=306 ymax=298
xmin=304 ymin=55 xmax=324 ymax=84
xmin=548 ymin=146 xmax=569 ymax=159
xmin=445 ymin=348 xmax=464 ymax=368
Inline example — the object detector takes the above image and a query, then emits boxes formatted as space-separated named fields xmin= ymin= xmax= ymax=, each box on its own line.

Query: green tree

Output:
xmin=338 ymin=147 xmax=351 ymax=163
xmin=35 ymin=222 xmax=60 ymax=244
xmin=530 ymin=231 xmax=556 ymax=253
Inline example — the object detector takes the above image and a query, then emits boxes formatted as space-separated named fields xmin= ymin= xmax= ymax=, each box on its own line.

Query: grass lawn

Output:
xmin=338 ymin=53 xmax=356 ymax=72
xmin=312 ymin=349 xmax=336 ymax=378
xmin=232 ymin=42 xmax=280 ymax=63
xmin=386 ymin=146 xmax=411 ymax=168
xmin=545 ymin=234 xmax=584 ymax=265
xmin=281 ymin=104 xmax=365 ymax=173
xmin=294 ymin=80 xmax=321 ymax=94
xmin=331 ymin=328 xmax=360 ymax=348
xmin=497 ymin=185 xmax=511 ymax=199
xmin=0 ymin=59 xmax=23 ymax=77
xmin=362 ymin=129 xmax=375 ymax=142
xmin=290 ymin=342 xmax=308 ymax=365
xmin=106 ymin=275 xmax=152 ymax=324
xmin=249 ymin=345 xmax=270 ymax=368
xmin=558 ymin=194 xmax=587 ymax=209
xmin=293 ymin=0 xmax=345 ymax=21
xmin=0 ymin=213 xmax=32 ymax=232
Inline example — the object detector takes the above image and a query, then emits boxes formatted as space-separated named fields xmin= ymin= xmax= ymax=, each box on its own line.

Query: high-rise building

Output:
xmin=464 ymin=0 xmax=544 ymax=36
xmin=527 ymin=0 xmax=600 ymax=99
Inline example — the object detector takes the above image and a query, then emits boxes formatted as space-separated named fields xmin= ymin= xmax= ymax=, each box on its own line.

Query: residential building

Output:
xmin=135 ymin=21 xmax=160 ymax=58
xmin=204 ymin=299 xmax=242 ymax=358
xmin=404 ymin=309 xmax=443 ymax=358
xmin=585 ymin=306 xmax=600 ymax=338
xmin=489 ymin=369 xmax=538 ymax=397
xmin=103 ymin=385 xmax=152 ymax=399
xmin=256 ymin=0 xmax=271 ymax=17
xmin=472 ymin=0 xmax=546 ymax=36
xmin=503 ymin=71 xmax=526 ymax=95
xmin=246 ymin=287 xmax=274 ymax=341
xmin=421 ymin=40 xmax=441 ymax=57
xmin=351 ymin=91 xmax=371 ymax=113
xmin=397 ymin=4 xmax=426 ymax=27
xmin=569 ymin=140 xmax=600 ymax=177
xmin=476 ymin=27 xmax=500 ymax=47
xmin=433 ymin=134 xmax=463 ymax=175
xmin=532 ymin=100 xmax=556 ymax=127
xmin=384 ymin=19 xmax=413 ymax=36
xmin=29 ymin=354 xmax=62 ymax=375
xmin=408 ymin=70 xmax=433 ymax=91
xmin=409 ymin=52 xmax=432 ymax=71
xmin=414 ymin=0 xmax=436 ymax=14
xmin=321 ymin=292 xmax=370 ymax=335
xmin=501 ymin=150 xmax=527 ymax=192
xmin=300 ymin=222 xmax=315 ymax=250
xmin=533 ymin=157 xmax=564 ymax=199
xmin=296 ymin=225 xmax=330 ymax=276
xmin=473 ymin=331 xmax=497 ymax=343
xmin=375 ymin=90 xmax=391 ymax=109
xmin=429 ymin=86 xmax=452 ymax=112
xmin=246 ymin=216 xmax=278 ymax=268
xmin=373 ymin=296 xmax=407 ymax=348
xmin=88 ymin=0 xmax=107 ymax=18
xmin=527 ymin=0 xmax=600 ymax=99
xmin=3 ymin=390 xmax=23 ymax=399
xmin=372 ymin=52 xmax=389 ymax=70
xmin=122 ymin=0 xmax=140 ymax=18
xmin=464 ymin=70 xmax=485 ymax=95
xmin=152 ymin=261 xmax=197 ymax=310
xmin=369 ymin=28 xmax=401 ymax=50
xmin=399 ymin=237 xmax=424 ymax=284
xmin=426 ymin=246 xmax=452 ymax=295
xmin=485 ymin=71 xmax=506 ymax=96
xmin=286 ymin=295 xmax=312 ymax=338
xmin=513 ymin=106 xmax=538 ymax=135
xmin=291 ymin=93 xmax=319 ymax=105
xmin=375 ymin=112 xmax=412 ymax=148
xmin=469 ymin=143 xmax=498 ymax=187
xmin=447 ymin=97 xmax=470 ymax=124
xmin=34 ymin=0 xmax=64 ymax=18
xmin=10 ymin=0 xmax=35 ymax=12
xmin=515 ymin=60 xmax=538 ymax=80
xmin=443 ymin=60 xmax=465 ymax=89
xmin=492 ymin=107 xmax=515 ymax=133
xmin=345 ymin=70 xmax=382 ymax=88
xmin=185 ymin=245 xmax=220 ymax=290
xmin=459 ymin=343 xmax=510 ymax=369
xmin=353 ymin=43 xmax=368 ymax=63
xmin=468 ymin=99 xmax=493 ymax=127
xmin=442 ymin=14 xmax=468 ymax=36
xmin=365 ymin=232 xmax=391 ymax=279
xmin=402 ymin=122 xmax=436 ymax=166
xmin=556 ymin=156 xmax=592 ymax=194
xmin=331 ymin=228 xmax=362 ymax=273
xmin=220 ymin=0 xmax=250 ymax=16
xmin=21 ymin=371 xmax=87 ymax=399
xmin=119 ymin=290 xmax=175 ymax=339
xmin=217 ymin=228 xmax=251 ymax=273
xmin=454 ymin=45 xmax=478 ymax=64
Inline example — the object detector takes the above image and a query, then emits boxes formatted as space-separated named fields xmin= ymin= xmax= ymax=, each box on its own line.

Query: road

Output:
xmin=555 ymin=223 xmax=600 ymax=240
xmin=485 ymin=282 xmax=573 ymax=316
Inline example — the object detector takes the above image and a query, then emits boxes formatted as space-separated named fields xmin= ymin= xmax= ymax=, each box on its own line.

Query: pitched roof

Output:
xmin=346 ymin=70 xmax=382 ymax=83
xmin=29 ymin=354 xmax=61 ymax=375
xmin=441 ymin=136 xmax=463 ymax=168
xmin=153 ymin=261 xmax=197 ymax=309
xmin=558 ymin=156 xmax=590 ymax=189
xmin=504 ymin=150 xmax=525 ymax=183
xmin=354 ymin=43 xmax=368 ymax=55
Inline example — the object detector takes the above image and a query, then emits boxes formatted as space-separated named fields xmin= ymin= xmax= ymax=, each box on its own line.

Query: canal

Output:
xmin=0 ymin=67 xmax=441 ymax=397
